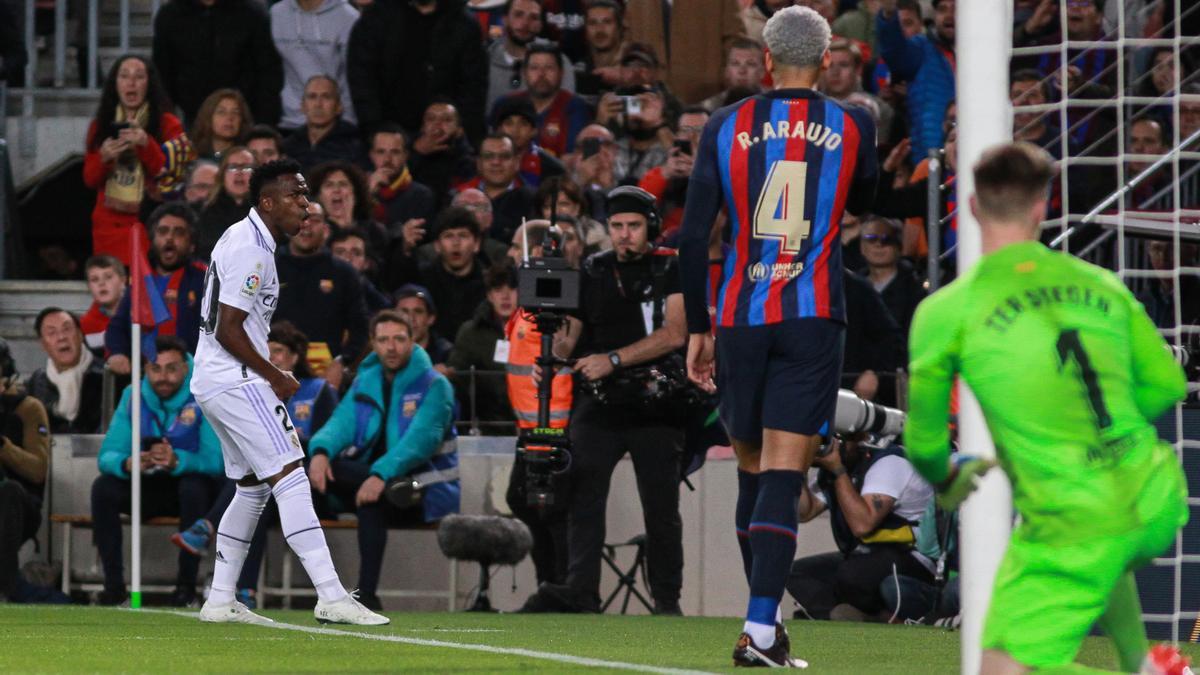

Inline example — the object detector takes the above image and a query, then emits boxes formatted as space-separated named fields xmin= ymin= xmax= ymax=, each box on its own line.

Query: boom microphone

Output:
xmin=437 ymin=514 xmax=533 ymax=567
xmin=832 ymin=389 xmax=906 ymax=438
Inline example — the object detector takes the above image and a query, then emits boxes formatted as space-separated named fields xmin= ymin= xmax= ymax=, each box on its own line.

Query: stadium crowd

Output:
xmin=0 ymin=0 xmax=1196 ymax=625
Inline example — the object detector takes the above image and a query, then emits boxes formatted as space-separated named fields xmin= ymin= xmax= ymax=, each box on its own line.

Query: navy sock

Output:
xmin=735 ymin=470 xmax=760 ymax=584
xmin=746 ymin=470 xmax=804 ymax=628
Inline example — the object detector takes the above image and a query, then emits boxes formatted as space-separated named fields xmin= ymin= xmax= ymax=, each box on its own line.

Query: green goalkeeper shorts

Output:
xmin=982 ymin=445 xmax=1187 ymax=668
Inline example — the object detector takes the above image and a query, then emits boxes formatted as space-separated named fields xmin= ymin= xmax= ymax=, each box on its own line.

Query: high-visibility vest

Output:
xmin=505 ymin=312 xmax=573 ymax=429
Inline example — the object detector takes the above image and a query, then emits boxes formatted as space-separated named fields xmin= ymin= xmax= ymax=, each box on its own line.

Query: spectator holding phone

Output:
xmin=637 ymin=106 xmax=708 ymax=242
xmin=565 ymin=124 xmax=618 ymax=212
xmin=608 ymin=84 xmax=672 ymax=184
xmin=83 ymin=54 xmax=191 ymax=267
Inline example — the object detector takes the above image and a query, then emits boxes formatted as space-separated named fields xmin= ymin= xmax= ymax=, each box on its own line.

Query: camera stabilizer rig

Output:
xmin=514 ymin=217 xmax=582 ymax=508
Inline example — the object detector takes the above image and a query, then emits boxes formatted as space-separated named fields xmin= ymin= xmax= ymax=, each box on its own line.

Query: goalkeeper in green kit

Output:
xmin=905 ymin=142 xmax=1191 ymax=675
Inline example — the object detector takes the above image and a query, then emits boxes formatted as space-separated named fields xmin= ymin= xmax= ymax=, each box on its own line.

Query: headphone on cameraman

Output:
xmin=606 ymin=185 xmax=661 ymax=240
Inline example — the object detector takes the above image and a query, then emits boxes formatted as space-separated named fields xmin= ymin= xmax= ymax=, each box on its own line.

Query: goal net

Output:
xmin=1005 ymin=0 xmax=1200 ymax=643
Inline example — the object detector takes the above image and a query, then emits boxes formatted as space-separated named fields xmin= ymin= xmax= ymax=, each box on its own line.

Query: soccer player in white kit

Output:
xmin=192 ymin=159 xmax=386 ymax=625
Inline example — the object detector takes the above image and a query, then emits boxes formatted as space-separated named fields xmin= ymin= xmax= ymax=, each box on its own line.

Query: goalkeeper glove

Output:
xmin=936 ymin=455 xmax=996 ymax=511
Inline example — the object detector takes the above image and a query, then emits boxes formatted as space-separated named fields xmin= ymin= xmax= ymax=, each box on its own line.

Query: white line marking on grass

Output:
xmin=408 ymin=628 xmax=507 ymax=633
xmin=138 ymin=608 xmax=713 ymax=674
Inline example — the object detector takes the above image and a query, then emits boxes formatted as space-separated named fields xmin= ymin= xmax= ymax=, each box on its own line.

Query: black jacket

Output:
xmin=197 ymin=192 xmax=250 ymax=262
xmin=274 ymin=250 xmax=369 ymax=362
xmin=419 ymin=260 xmax=485 ymax=343
xmin=447 ymin=300 xmax=513 ymax=429
xmin=857 ymin=261 xmax=927 ymax=337
xmin=409 ymin=135 xmax=477 ymax=208
xmin=376 ymin=179 xmax=436 ymax=228
xmin=152 ymin=0 xmax=284 ymax=125
xmin=281 ymin=119 xmax=370 ymax=174
xmin=26 ymin=359 xmax=106 ymax=434
xmin=842 ymin=270 xmax=904 ymax=399
xmin=346 ymin=0 xmax=487 ymax=143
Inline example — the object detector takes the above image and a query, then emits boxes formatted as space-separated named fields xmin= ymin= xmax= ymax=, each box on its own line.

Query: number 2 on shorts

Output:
xmin=274 ymin=404 xmax=295 ymax=433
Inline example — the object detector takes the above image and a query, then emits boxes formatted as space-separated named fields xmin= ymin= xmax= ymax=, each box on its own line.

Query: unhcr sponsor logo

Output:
xmin=747 ymin=261 xmax=805 ymax=282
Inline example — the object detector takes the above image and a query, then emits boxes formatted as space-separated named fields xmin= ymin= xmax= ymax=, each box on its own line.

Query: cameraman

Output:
xmin=785 ymin=436 xmax=934 ymax=621
xmin=0 ymin=338 xmax=59 ymax=602
xmin=523 ymin=186 xmax=687 ymax=614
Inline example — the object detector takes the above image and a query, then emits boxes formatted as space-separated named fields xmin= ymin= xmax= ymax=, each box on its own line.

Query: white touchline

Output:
xmin=137 ymin=609 xmax=714 ymax=675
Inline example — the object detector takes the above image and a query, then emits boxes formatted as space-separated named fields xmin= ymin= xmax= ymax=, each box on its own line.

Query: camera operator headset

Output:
xmin=0 ymin=337 xmax=54 ymax=599
xmin=539 ymin=185 xmax=689 ymax=613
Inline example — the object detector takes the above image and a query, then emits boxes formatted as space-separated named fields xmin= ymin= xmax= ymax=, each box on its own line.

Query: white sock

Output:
xmin=743 ymin=620 xmax=776 ymax=648
xmin=272 ymin=467 xmax=348 ymax=603
xmin=210 ymin=483 xmax=270 ymax=605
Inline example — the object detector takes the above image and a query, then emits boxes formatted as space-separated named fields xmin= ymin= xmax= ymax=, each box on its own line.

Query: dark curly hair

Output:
xmin=250 ymin=158 xmax=304 ymax=207
xmin=267 ymin=320 xmax=315 ymax=379
xmin=89 ymin=54 xmax=171 ymax=150
xmin=307 ymin=160 xmax=374 ymax=223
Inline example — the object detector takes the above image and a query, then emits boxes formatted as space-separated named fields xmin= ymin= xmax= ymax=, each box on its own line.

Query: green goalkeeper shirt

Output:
xmin=906 ymin=241 xmax=1187 ymax=542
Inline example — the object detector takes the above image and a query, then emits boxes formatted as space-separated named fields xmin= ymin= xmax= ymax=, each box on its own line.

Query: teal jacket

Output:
xmin=98 ymin=354 xmax=223 ymax=479
xmin=309 ymin=345 xmax=459 ymax=509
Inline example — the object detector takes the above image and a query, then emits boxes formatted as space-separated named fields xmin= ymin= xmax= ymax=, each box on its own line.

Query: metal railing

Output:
xmin=99 ymin=364 xmax=910 ymax=439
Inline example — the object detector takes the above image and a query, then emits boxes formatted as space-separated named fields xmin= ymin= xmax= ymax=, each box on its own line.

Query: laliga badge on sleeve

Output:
xmin=493 ymin=339 xmax=511 ymax=364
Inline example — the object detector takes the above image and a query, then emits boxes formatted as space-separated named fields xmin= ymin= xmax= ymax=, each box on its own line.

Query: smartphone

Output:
xmin=109 ymin=121 xmax=131 ymax=140
xmin=673 ymin=139 xmax=692 ymax=156
xmin=581 ymin=137 xmax=602 ymax=160
xmin=623 ymin=96 xmax=643 ymax=117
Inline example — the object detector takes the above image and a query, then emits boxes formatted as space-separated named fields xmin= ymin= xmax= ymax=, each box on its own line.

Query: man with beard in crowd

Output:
xmin=494 ymin=41 xmax=592 ymax=159
xmin=106 ymin=204 xmax=208 ymax=373
xmin=486 ymin=0 xmax=577 ymax=110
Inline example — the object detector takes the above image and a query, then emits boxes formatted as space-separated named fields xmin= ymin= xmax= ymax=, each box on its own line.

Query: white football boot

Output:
xmin=199 ymin=599 xmax=275 ymax=625
xmin=313 ymin=592 xmax=390 ymax=626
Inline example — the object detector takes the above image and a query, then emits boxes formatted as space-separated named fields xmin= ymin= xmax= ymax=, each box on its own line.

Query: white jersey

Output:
xmin=191 ymin=209 xmax=281 ymax=402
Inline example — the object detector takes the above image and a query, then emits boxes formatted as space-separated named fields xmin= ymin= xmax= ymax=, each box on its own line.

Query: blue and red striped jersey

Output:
xmin=679 ymin=89 xmax=877 ymax=333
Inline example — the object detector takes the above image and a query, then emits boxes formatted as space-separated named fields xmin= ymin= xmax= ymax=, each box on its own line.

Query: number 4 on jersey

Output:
xmin=753 ymin=160 xmax=811 ymax=255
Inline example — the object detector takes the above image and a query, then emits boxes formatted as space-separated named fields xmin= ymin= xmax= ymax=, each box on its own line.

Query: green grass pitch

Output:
xmin=3 ymin=605 xmax=1197 ymax=672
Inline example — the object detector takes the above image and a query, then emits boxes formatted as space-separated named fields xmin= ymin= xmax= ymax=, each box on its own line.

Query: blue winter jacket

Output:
xmin=308 ymin=345 xmax=459 ymax=522
xmin=98 ymin=354 xmax=223 ymax=479
xmin=877 ymin=11 xmax=956 ymax=161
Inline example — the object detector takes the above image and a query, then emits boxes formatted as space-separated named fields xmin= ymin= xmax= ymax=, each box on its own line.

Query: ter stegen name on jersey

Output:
xmin=984 ymin=283 xmax=1112 ymax=334
xmin=735 ymin=118 xmax=845 ymax=152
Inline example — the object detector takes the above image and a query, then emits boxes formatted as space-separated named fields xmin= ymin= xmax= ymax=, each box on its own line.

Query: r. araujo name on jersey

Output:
xmin=190 ymin=209 xmax=280 ymax=402
xmin=680 ymin=88 xmax=877 ymax=331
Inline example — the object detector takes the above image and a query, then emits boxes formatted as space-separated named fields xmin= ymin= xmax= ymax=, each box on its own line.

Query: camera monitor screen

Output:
xmin=536 ymin=277 xmax=562 ymax=299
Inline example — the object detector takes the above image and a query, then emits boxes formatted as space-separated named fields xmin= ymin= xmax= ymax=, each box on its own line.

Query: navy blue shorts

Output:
xmin=715 ymin=318 xmax=844 ymax=443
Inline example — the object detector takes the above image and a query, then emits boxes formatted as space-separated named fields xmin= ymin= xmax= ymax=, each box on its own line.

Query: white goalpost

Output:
xmin=954 ymin=4 xmax=1013 ymax=674
xmin=956 ymin=0 xmax=1200 ymax=670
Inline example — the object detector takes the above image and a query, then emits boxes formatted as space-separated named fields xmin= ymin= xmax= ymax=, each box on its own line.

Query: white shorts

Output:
xmin=198 ymin=382 xmax=305 ymax=480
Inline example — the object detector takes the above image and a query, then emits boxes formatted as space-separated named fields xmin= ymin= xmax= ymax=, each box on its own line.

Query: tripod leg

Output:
xmin=468 ymin=563 xmax=493 ymax=612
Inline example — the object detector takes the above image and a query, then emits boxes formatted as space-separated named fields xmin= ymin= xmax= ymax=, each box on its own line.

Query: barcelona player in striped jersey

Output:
xmin=678 ymin=6 xmax=877 ymax=668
